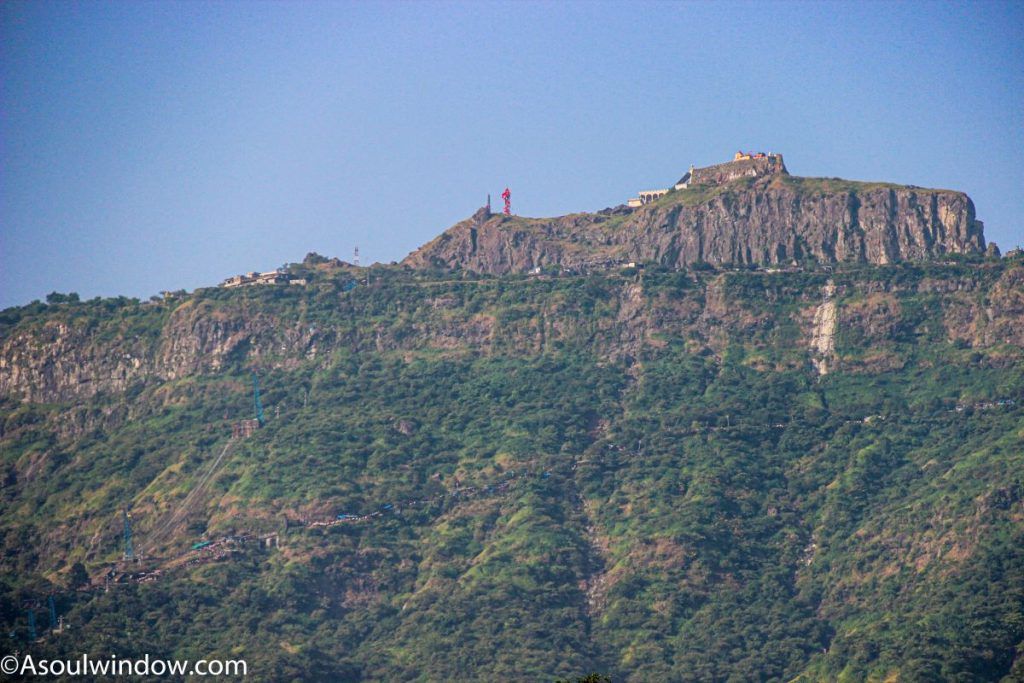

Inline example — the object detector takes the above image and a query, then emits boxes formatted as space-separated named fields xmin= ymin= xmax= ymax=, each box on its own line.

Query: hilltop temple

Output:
xmin=627 ymin=151 xmax=786 ymax=207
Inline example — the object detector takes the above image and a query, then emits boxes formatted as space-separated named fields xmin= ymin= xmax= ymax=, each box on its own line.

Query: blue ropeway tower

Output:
xmin=123 ymin=509 xmax=134 ymax=561
xmin=253 ymin=372 xmax=264 ymax=426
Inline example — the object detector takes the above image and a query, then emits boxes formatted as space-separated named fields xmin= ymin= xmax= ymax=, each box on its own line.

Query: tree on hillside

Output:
xmin=67 ymin=562 xmax=90 ymax=590
xmin=46 ymin=291 xmax=79 ymax=304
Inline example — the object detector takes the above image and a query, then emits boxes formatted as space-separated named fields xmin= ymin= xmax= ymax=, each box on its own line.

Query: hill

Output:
xmin=1 ymin=249 xmax=1022 ymax=678
xmin=404 ymin=162 xmax=987 ymax=274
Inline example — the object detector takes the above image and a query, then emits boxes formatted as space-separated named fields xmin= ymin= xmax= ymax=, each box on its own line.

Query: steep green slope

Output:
xmin=1 ymin=256 xmax=1022 ymax=681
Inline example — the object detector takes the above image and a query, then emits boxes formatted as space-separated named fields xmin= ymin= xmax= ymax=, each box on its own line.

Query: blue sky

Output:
xmin=2 ymin=0 xmax=1022 ymax=307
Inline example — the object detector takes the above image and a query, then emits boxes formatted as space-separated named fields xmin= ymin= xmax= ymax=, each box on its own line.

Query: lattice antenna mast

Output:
xmin=122 ymin=509 xmax=134 ymax=561
xmin=253 ymin=372 xmax=265 ymax=426
xmin=501 ymin=187 xmax=511 ymax=215
xmin=354 ymin=246 xmax=360 ymax=267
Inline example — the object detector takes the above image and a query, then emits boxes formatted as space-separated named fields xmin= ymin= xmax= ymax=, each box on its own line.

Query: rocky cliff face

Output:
xmin=689 ymin=154 xmax=787 ymax=185
xmin=2 ymin=260 xmax=1020 ymax=405
xmin=0 ymin=299 xmax=323 ymax=404
xmin=0 ymin=167 xmax=1002 ymax=406
xmin=0 ymin=321 xmax=152 ymax=404
xmin=403 ymin=175 xmax=985 ymax=273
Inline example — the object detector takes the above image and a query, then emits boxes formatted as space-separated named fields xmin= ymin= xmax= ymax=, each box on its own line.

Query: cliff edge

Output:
xmin=403 ymin=172 xmax=986 ymax=273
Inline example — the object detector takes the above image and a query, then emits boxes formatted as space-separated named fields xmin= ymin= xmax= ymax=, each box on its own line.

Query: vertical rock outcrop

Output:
xmin=403 ymin=176 xmax=985 ymax=273
xmin=811 ymin=281 xmax=838 ymax=375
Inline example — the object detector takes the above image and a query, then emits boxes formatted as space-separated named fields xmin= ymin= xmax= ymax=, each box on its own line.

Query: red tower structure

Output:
xmin=501 ymin=187 xmax=511 ymax=215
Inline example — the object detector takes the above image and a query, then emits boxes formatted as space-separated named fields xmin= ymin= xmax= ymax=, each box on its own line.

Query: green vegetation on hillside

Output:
xmin=1 ymin=261 xmax=1021 ymax=681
